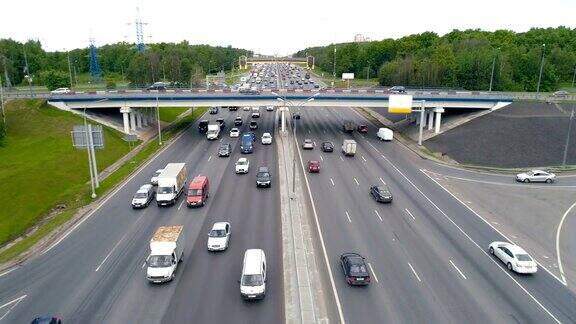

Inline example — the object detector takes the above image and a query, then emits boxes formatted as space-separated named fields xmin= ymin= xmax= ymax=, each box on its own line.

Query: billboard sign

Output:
xmin=342 ymin=73 xmax=354 ymax=80
xmin=388 ymin=95 xmax=413 ymax=114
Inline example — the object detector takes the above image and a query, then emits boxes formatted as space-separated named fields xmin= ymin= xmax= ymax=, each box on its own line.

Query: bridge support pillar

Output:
xmin=427 ymin=110 xmax=434 ymax=130
xmin=129 ymin=111 xmax=137 ymax=131
xmin=434 ymin=107 xmax=445 ymax=134
xmin=120 ymin=106 xmax=132 ymax=134
xmin=415 ymin=112 xmax=421 ymax=125
xmin=136 ymin=110 xmax=143 ymax=128
xmin=142 ymin=108 xmax=149 ymax=127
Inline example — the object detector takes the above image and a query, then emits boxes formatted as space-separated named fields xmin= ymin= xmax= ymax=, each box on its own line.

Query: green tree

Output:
xmin=41 ymin=70 xmax=70 ymax=90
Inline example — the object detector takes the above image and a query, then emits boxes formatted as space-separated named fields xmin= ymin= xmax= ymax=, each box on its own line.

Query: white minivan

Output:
xmin=239 ymin=249 xmax=267 ymax=300
xmin=377 ymin=127 xmax=393 ymax=141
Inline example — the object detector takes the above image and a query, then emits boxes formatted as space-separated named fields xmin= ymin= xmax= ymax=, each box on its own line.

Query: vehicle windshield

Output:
xmin=158 ymin=186 xmax=174 ymax=194
xmin=238 ymin=160 xmax=247 ymax=165
xmin=209 ymin=229 xmax=226 ymax=237
xmin=258 ymin=172 xmax=270 ymax=178
xmin=516 ymin=254 xmax=532 ymax=262
xmin=134 ymin=192 xmax=148 ymax=199
xmin=154 ymin=171 xmax=162 ymax=176
xmin=148 ymin=255 xmax=173 ymax=268
xmin=378 ymin=187 xmax=389 ymax=194
xmin=526 ymin=171 xmax=534 ymax=176
xmin=188 ymin=189 xmax=202 ymax=196
xmin=241 ymin=274 xmax=263 ymax=286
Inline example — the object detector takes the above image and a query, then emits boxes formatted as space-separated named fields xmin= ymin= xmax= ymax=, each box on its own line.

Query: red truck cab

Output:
xmin=187 ymin=175 xmax=209 ymax=207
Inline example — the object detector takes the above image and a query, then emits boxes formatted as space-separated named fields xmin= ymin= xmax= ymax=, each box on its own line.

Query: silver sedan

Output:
xmin=515 ymin=170 xmax=556 ymax=183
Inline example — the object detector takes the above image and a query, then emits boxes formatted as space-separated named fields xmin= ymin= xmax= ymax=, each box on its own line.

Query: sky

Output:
xmin=1 ymin=0 xmax=575 ymax=54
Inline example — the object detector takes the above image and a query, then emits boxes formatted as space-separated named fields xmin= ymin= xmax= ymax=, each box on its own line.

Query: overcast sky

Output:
xmin=1 ymin=0 xmax=575 ymax=54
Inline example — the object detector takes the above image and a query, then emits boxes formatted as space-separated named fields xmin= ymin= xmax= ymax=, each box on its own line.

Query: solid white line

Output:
xmin=330 ymin=178 xmax=335 ymax=186
xmin=555 ymin=200 xmax=576 ymax=284
xmin=421 ymin=169 xmax=567 ymax=286
xmin=313 ymin=141 xmax=317 ymax=146
xmin=368 ymin=263 xmax=379 ymax=283
xmin=374 ymin=210 xmax=383 ymax=222
xmin=141 ymin=262 xmax=146 ymax=268
xmin=0 ymin=268 xmax=16 ymax=278
xmin=428 ymin=171 xmax=576 ymax=189
xmin=339 ymin=156 xmax=344 ymax=161
xmin=294 ymin=132 xmax=346 ymax=324
xmin=345 ymin=211 xmax=352 ymax=223
xmin=44 ymin=117 xmax=197 ymax=255
xmin=178 ymin=200 xmax=184 ymax=211
xmin=208 ymin=155 xmax=212 ymax=162
xmin=404 ymin=208 xmax=416 ymax=220
xmin=449 ymin=259 xmax=467 ymax=279
xmin=379 ymin=177 xmax=386 ymax=185
xmin=95 ymin=226 xmax=134 ymax=272
xmin=408 ymin=262 xmax=422 ymax=282
xmin=0 ymin=295 xmax=26 ymax=322
xmin=320 ymin=155 xmax=324 ymax=161
xmin=361 ymin=156 xmax=367 ymax=162
xmin=353 ymin=178 xmax=359 ymax=186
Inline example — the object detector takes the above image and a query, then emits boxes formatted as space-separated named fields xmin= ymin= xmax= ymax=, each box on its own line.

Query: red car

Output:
xmin=308 ymin=160 xmax=320 ymax=173
xmin=357 ymin=125 xmax=368 ymax=133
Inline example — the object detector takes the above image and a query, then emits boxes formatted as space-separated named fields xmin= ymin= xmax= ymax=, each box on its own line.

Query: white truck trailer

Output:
xmin=207 ymin=124 xmax=220 ymax=140
xmin=342 ymin=139 xmax=357 ymax=156
xmin=156 ymin=163 xmax=187 ymax=206
xmin=146 ymin=225 xmax=185 ymax=283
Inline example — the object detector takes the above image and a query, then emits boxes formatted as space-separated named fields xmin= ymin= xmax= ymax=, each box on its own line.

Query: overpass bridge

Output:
xmin=48 ymin=89 xmax=512 ymax=135
xmin=239 ymin=55 xmax=314 ymax=69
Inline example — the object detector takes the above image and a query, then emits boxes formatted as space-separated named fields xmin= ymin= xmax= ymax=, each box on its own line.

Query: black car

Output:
xmin=31 ymin=317 xmax=62 ymax=324
xmin=147 ymin=84 xmax=166 ymax=91
xmin=249 ymin=121 xmax=258 ymax=130
xmin=357 ymin=125 xmax=368 ymax=133
xmin=218 ymin=143 xmax=231 ymax=157
xmin=209 ymin=107 xmax=219 ymax=114
xmin=321 ymin=141 xmax=334 ymax=152
xmin=340 ymin=253 xmax=371 ymax=286
xmin=292 ymin=113 xmax=301 ymax=120
xmin=216 ymin=118 xmax=225 ymax=129
xmin=370 ymin=185 xmax=393 ymax=203
xmin=256 ymin=166 xmax=272 ymax=187
xmin=229 ymin=106 xmax=239 ymax=111
xmin=198 ymin=120 xmax=209 ymax=133
xmin=234 ymin=116 xmax=243 ymax=126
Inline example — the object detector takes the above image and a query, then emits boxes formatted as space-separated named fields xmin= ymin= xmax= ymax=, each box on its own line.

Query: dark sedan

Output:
xmin=340 ymin=253 xmax=371 ymax=286
xmin=218 ymin=143 xmax=231 ymax=157
xmin=321 ymin=141 xmax=334 ymax=152
xmin=357 ymin=125 xmax=368 ymax=133
xmin=370 ymin=185 xmax=393 ymax=203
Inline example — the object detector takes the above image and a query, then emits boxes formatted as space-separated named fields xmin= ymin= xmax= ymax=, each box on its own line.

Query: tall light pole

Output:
xmin=0 ymin=74 xmax=5 ymax=130
xmin=572 ymin=65 xmax=576 ymax=88
xmin=82 ymin=98 xmax=107 ymax=198
xmin=23 ymin=46 xmax=33 ymax=97
xmin=66 ymin=49 xmax=73 ymax=89
xmin=156 ymin=96 xmax=162 ymax=145
xmin=536 ymin=43 xmax=546 ymax=98
xmin=332 ymin=47 xmax=337 ymax=88
xmin=489 ymin=47 xmax=500 ymax=92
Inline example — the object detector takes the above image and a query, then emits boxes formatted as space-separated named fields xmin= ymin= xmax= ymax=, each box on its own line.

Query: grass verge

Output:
xmin=159 ymin=107 xmax=190 ymax=123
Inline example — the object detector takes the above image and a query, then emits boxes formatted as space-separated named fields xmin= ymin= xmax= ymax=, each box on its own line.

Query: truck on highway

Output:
xmin=156 ymin=163 xmax=187 ymax=206
xmin=207 ymin=124 xmax=220 ymax=140
xmin=342 ymin=139 xmax=357 ymax=156
xmin=146 ymin=225 xmax=185 ymax=283
xmin=342 ymin=120 xmax=355 ymax=133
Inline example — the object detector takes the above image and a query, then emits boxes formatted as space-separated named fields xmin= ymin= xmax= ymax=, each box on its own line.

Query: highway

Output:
xmin=0 ymin=107 xmax=283 ymax=323
xmin=293 ymin=106 xmax=576 ymax=323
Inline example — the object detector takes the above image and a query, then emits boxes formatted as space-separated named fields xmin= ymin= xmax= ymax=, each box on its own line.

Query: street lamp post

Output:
xmin=156 ymin=96 xmax=162 ymax=145
xmin=489 ymin=47 xmax=500 ymax=92
xmin=536 ymin=44 xmax=546 ymax=98
xmin=332 ymin=47 xmax=337 ymax=88
xmin=82 ymin=98 xmax=107 ymax=198
xmin=0 ymin=74 xmax=5 ymax=129
xmin=67 ymin=49 xmax=73 ymax=89
xmin=572 ymin=65 xmax=576 ymax=88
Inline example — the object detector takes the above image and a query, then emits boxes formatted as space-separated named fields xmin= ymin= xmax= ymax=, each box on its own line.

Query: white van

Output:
xmin=239 ymin=249 xmax=267 ymax=300
xmin=377 ymin=128 xmax=393 ymax=141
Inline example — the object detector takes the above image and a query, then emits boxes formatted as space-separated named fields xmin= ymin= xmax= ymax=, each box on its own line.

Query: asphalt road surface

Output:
xmin=0 ymin=107 xmax=283 ymax=324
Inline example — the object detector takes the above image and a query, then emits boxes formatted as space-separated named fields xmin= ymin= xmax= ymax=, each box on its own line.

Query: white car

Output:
xmin=207 ymin=222 xmax=231 ymax=251
xmin=489 ymin=242 xmax=538 ymax=274
xmin=515 ymin=170 xmax=556 ymax=183
xmin=235 ymin=158 xmax=250 ymax=174
xmin=131 ymin=184 xmax=155 ymax=208
xmin=302 ymin=139 xmax=314 ymax=149
xmin=261 ymin=133 xmax=273 ymax=145
xmin=243 ymin=106 xmax=251 ymax=111
xmin=50 ymin=87 xmax=71 ymax=94
xmin=252 ymin=112 xmax=260 ymax=118
xmin=230 ymin=128 xmax=240 ymax=138
xmin=150 ymin=169 xmax=164 ymax=185
xmin=266 ymin=106 xmax=274 ymax=111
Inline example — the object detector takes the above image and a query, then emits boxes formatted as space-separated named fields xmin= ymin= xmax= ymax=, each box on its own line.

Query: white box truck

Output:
xmin=207 ymin=124 xmax=220 ymax=140
xmin=146 ymin=225 xmax=185 ymax=283
xmin=156 ymin=163 xmax=187 ymax=206
xmin=377 ymin=128 xmax=393 ymax=141
xmin=342 ymin=139 xmax=357 ymax=156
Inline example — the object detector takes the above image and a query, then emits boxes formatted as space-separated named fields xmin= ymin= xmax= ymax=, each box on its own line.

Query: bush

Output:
xmin=41 ymin=70 xmax=70 ymax=91
xmin=106 ymin=80 xmax=117 ymax=89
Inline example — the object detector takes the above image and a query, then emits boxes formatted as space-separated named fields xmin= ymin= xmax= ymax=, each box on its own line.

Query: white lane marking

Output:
xmin=295 ymin=130 xmax=346 ymax=324
xmin=95 ymin=225 xmax=135 ymax=272
xmin=320 ymin=155 xmax=324 ymax=161
xmin=339 ymin=156 xmax=344 ymax=161
xmin=368 ymin=263 xmax=379 ymax=283
xmin=379 ymin=177 xmax=386 ymax=184
xmin=353 ymin=178 xmax=359 ymax=186
xmin=141 ymin=262 xmax=146 ymax=268
xmin=422 ymin=169 xmax=567 ymax=286
xmin=208 ymin=155 xmax=212 ymax=162
xmin=556 ymin=200 xmax=576 ymax=284
xmin=408 ymin=262 xmax=422 ymax=282
xmin=314 ymin=141 xmax=317 ymax=146
xmin=0 ymin=268 xmax=16 ymax=278
xmin=449 ymin=260 xmax=467 ymax=279
xmin=0 ymin=295 xmax=27 ymax=321
xmin=405 ymin=208 xmax=416 ymax=220
xmin=219 ymin=138 xmax=223 ymax=142
xmin=361 ymin=156 xmax=367 ymax=162
xmin=418 ymin=171 xmax=563 ymax=322
xmin=308 ymin=129 xmax=311 ymax=134
xmin=345 ymin=211 xmax=352 ymax=223
xmin=330 ymin=178 xmax=335 ymax=186
xmin=43 ymin=116 xmax=201 ymax=255
xmin=374 ymin=210 xmax=383 ymax=222
xmin=178 ymin=200 xmax=185 ymax=210
xmin=323 ymin=129 xmax=327 ymax=133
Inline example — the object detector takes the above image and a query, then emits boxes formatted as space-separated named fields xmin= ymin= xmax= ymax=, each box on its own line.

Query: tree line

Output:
xmin=296 ymin=27 xmax=576 ymax=91
xmin=0 ymin=39 xmax=251 ymax=89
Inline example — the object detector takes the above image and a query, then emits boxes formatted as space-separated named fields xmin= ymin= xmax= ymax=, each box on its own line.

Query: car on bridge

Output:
xmin=207 ymin=222 xmax=231 ymax=251
xmin=50 ymin=87 xmax=71 ymax=95
xmin=340 ymin=253 xmax=371 ymax=286
xmin=515 ymin=170 xmax=555 ymax=183
xmin=489 ymin=242 xmax=537 ymax=274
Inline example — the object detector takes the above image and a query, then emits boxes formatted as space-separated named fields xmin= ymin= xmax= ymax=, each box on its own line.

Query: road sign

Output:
xmin=123 ymin=134 xmax=138 ymax=142
xmin=71 ymin=125 xmax=104 ymax=149
xmin=389 ymin=95 xmax=413 ymax=114
xmin=342 ymin=73 xmax=354 ymax=80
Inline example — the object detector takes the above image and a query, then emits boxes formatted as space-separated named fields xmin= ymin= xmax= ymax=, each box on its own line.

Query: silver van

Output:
xmin=239 ymin=249 xmax=267 ymax=300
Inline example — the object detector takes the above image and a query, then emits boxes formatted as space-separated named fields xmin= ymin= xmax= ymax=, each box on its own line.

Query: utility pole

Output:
xmin=536 ymin=43 xmax=546 ymax=98
xmin=156 ymin=96 xmax=162 ymax=145
xmin=0 ymin=74 xmax=5 ymax=130
xmin=489 ymin=47 xmax=500 ymax=92
xmin=332 ymin=47 xmax=337 ymax=87
xmin=23 ymin=46 xmax=33 ymax=97
xmin=67 ymin=49 xmax=73 ymax=88
xmin=572 ymin=65 xmax=576 ymax=88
